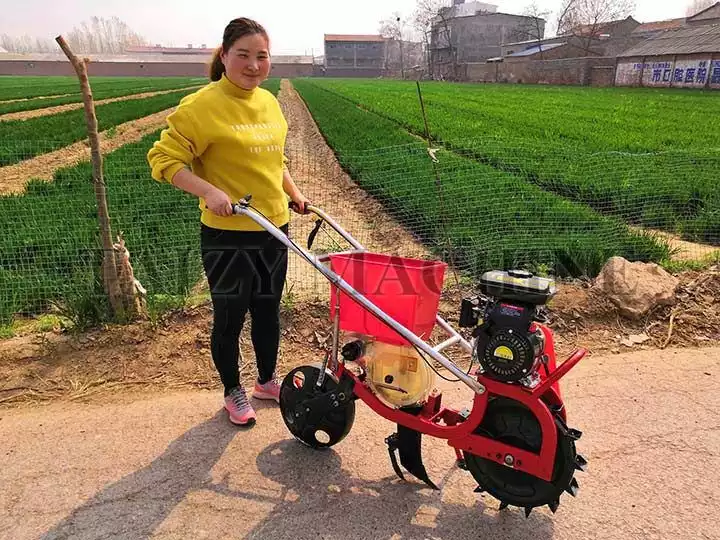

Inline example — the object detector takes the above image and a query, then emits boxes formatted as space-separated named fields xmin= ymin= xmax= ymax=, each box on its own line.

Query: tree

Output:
xmin=686 ymin=0 xmax=715 ymax=16
xmin=379 ymin=12 xmax=406 ymax=77
xmin=556 ymin=0 xmax=635 ymax=54
xmin=520 ymin=2 xmax=551 ymax=59
xmin=0 ymin=17 xmax=146 ymax=54
xmin=379 ymin=12 xmax=404 ymax=41
xmin=412 ymin=0 xmax=455 ymax=79
xmin=66 ymin=16 xmax=147 ymax=54
xmin=0 ymin=34 xmax=54 ymax=53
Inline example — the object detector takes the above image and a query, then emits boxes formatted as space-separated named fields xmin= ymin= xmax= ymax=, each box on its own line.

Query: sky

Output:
xmin=0 ymin=0 xmax=699 ymax=56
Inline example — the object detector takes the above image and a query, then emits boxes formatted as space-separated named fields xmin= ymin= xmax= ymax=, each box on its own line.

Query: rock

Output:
xmin=620 ymin=333 xmax=650 ymax=347
xmin=593 ymin=257 xmax=679 ymax=320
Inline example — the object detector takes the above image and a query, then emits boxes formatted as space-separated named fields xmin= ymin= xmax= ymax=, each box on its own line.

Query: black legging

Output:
xmin=200 ymin=223 xmax=289 ymax=395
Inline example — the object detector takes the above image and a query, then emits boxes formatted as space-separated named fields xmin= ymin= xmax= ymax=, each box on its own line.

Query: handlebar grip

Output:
xmin=289 ymin=200 xmax=311 ymax=214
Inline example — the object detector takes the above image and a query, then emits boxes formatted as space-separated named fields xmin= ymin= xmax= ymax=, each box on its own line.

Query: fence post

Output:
xmin=54 ymin=35 xmax=128 ymax=321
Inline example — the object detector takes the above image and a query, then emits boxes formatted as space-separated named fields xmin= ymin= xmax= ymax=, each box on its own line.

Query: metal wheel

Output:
xmin=464 ymin=397 xmax=581 ymax=515
xmin=279 ymin=364 xmax=355 ymax=449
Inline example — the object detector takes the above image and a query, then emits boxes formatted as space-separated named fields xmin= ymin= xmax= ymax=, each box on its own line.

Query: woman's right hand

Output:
xmin=204 ymin=187 xmax=233 ymax=217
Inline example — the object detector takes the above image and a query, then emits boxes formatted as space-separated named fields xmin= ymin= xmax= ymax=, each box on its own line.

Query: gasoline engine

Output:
xmin=460 ymin=269 xmax=556 ymax=386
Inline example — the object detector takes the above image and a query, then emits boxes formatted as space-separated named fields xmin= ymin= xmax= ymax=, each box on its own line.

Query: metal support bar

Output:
xmin=435 ymin=316 xmax=473 ymax=353
xmin=433 ymin=335 xmax=461 ymax=353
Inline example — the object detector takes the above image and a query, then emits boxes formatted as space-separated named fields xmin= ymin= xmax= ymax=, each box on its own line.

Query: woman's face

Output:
xmin=221 ymin=33 xmax=271 ymax=90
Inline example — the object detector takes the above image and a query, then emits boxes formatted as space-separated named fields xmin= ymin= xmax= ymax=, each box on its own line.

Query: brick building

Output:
xmin=501 ymin=16 xmax=641 ymax=60
xmin=430 ymin=0 xmax=546 ymax=70
xmin=616 ymin=24 xmax=720 ymax=89
xmin=0 ymin=50 xmax=314 ymax=78
xmin=323 ymin=34 xmax=385 ymax=77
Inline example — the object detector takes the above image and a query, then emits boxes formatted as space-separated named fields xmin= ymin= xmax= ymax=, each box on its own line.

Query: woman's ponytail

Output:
xmin=209 ymin=47 xmax=225 ymax=81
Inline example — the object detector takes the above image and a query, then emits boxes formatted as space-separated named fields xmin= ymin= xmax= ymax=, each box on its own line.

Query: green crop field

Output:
xmin=298 ymin=79 xmax=720 ymax=244
xmin=0 ymin=75 xmax=205 ymax=101
xmin=0 ymin=79 xmax=280 ymax=325
xmin=0 ymin=88 xmax=197 ymax=166
xmin=0 ymin=133 xmax=202 ymax=325
xmin=0 ymin=75 xmax=716 ymax=327
xmin=0 ymin=77 xmax=203 ymax=115
xmin=293 ymin=79 xmax=669 ymax=280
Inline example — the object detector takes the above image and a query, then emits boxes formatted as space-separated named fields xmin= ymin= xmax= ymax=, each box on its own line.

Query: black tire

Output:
xmin=279 ymin=364 xmax=355 ymax=449
xmin=464 ymin=397 xmax=577 ymax=509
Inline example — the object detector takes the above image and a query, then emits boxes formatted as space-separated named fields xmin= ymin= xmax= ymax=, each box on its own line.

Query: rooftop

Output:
xmin=619 ymin=23 xmax=720 ymax=57
xmin=632 ymin=18 xmax=686 ymax=34
xmin=506 ymin=42 xmax=566 ymax=57
xmin=563 ymin=16 xmax=639 ymax=37
xmin=0 ymin=52 xmax=314 ymax=64
xmin=687 ymin=2 xmax=720 ymax=21
xmin=502 ymin=36 xmax=565 ymax=47
xmin=324 ymin=34 xmax=385 ymax=43
xmin=124 ymin=45 xmax=215 ymax=55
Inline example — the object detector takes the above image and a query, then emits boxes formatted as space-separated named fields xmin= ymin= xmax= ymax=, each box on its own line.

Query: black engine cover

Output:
xmin=474 ymin=302 xmax=543 ymax=382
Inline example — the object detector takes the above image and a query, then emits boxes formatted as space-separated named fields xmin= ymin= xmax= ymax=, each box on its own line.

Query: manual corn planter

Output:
xmin=233 ymin=197 xmax=587 ymax=516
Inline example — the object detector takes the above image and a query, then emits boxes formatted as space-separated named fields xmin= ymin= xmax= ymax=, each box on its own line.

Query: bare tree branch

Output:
xmin=412 ymin=0 xmax=457 ymax=79
xmin=521 ymin=2 xmax=550 ymax=59
xmin=3 ymin=16 xmax=147 ymax=54
xmin=0 ymin=33 xmax=54 ymax=53
xmin=379 ymin=12 xmax=412 ymax=76
xmin=556 ymin=0 xmax=635 ymax=54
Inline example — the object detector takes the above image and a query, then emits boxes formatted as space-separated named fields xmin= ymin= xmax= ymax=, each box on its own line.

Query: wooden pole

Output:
xmin=55 ymin=35 xmax=126 ymax=320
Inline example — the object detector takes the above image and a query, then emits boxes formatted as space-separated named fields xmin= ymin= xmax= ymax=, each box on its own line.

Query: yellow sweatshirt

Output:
xmin=147 ymin=74 xmax=290 ymax=231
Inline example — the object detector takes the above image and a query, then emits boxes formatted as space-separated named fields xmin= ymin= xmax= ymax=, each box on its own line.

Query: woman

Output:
xmin=147 ymin=17 xmax=309 ymax=427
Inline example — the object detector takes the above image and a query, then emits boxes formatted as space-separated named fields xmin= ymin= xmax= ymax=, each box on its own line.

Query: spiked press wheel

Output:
xmin=279 ymin=365 xmax=355 ymax=449
xmin=464 ymin=397 xmax=583 ymax=515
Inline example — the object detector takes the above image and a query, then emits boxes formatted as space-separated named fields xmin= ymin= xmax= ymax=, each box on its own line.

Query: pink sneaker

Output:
xmin=224 ymin=386 xmax=256 ymax=426
xmin=253 ymin=375 xmax=281 ymax=403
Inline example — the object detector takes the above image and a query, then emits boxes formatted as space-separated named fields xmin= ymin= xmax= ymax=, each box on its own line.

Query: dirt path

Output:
xmin=278 ymin=79 xmax=429 ymax=299
xmin=0 ymin=108 xmax=176 ymax=194
xmin=0 ymin=86 xmax=201 ymax=122
xmin=0 ymin=346 xmax=717 ymax=540
xmin=630 ymin=226 xmax=719 ymax=262
xmin=0 ymin=92 xmax=78 ymax=104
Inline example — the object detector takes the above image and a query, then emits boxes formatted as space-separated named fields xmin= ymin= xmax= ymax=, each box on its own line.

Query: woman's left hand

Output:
xmin=290 ymin=193 xmax=311 ymax=214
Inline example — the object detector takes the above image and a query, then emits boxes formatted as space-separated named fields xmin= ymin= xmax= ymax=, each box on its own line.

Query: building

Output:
xmin=124 ymin=45 xmax=215 ymax=56
xmin=500 ymin=4 xmax=720 ymax=66
xmin=685 ymin=2 xmax=720 ymax=26
xmin=383 ymin=39 xmax=425 ymax=77
xmin=323 ymin=34 xmax=385 ymax=76
xmin=502 ymin=16 xmax=640 ymax=60
xmin=631 ymin=18 xmax=686 ymax=39
xmin=430 ymin=0 xmax=546 ymax=71
xmin=615 ymin=24 xmax=720 ymax=89
xmin=567 ymin=16 xmax=641 ymax=41
xmin=501 ymin=37 xmax=566 ymax=58
xmin=628 ymin=3 xmax=720 ymax=40
xmin=0 ymin=50 xmax=314 ymax=77
xmin=502 ymin=42 xmax=571 ymax=62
